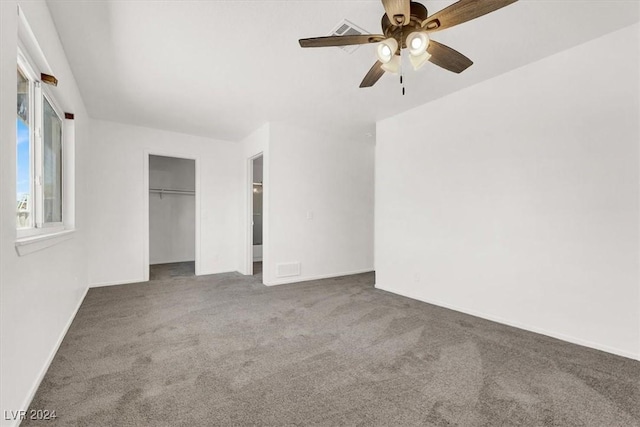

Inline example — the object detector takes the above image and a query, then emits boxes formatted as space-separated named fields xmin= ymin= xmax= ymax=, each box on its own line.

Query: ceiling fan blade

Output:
xmin=299 ymin=35 xmax=385 ymax=48
xmin=427 ymin=40 xmax=473 ymax=74
xmin=381 ymin=0 xmax=411 ymax=26
xmin=422 ymin=0 xmax=518 ymax=32
xmin=360 ymin=61 xmax=386 ymax=88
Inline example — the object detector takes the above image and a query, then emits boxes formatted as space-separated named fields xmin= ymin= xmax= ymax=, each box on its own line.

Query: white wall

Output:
xmin=267 ymin=122 xmax=375 ymax=285
xmin=88 ymin=119 xmax=240 ymax=286
xmin=1 ymin=1 xmax=91 ymax=424
xmin=376 ymin=24 xmax=640 ymax=360
xmin=149 ymin=156 xmax=196 ymax=264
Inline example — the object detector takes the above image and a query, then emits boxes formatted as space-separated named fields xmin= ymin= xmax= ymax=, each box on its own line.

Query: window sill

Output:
xmin=15 ymin=229 xmax=75 ymax=256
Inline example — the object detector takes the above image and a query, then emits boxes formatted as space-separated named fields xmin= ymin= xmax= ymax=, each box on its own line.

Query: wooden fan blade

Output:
xmin=381 ymin=0 xmax=411 ymax=26
xmin=360 ymin=61 xmax=386 ymax=88
xmin=299 ymin=35 xmax=385 ymax=48
xmin=422 ymin=0 xmax=518 ymax=32
xmin=427 ymin=40 xmax=473 ymax=74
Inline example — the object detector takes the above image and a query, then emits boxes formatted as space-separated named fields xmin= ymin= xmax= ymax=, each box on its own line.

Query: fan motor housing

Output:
xmin=382 ymin=1 xmax=429 ymax=50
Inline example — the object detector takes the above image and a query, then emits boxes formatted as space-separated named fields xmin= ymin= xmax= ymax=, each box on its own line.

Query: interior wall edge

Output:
xmin=195 ymin=268 xmax=240 ymax=277
xmin=89 ymin=278 xmax=145 ymax=289
xmin=15 ymin=286 xmax=89 ymax=422
xmin=265 ymin=269 xmax=374 ymax=287
xmin=375 ymin=282 xmax=640 ymax=362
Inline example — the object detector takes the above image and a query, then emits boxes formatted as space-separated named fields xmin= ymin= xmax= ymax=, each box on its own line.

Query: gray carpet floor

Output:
xmin=149 ymin=262 xmax=195 ymax=281
xmin=26 ymin=267 xmax=640 ymax=426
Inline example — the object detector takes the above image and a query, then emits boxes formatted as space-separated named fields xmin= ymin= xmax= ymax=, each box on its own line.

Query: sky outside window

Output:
xmin=17 ymin=118 xmax=30 ymax=201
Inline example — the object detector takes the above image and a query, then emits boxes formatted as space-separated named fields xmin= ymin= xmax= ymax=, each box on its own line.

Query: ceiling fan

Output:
xmin=299 ymin=0 xmax=518 ymax=88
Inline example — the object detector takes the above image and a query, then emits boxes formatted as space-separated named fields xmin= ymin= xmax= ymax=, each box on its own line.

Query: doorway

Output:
xmin=148 ymin=155 xmax=196 ymax=281
xmin=251 ymin=155 xmax=264 ymax=277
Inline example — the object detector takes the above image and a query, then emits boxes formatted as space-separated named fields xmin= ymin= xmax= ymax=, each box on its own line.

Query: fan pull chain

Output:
xmin=400 ymin=28 xmax=405 ymax=96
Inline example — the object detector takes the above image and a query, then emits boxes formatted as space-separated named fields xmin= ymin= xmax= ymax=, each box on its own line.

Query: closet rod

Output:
xmin=149 ymin=188 xmax=195 ymax=198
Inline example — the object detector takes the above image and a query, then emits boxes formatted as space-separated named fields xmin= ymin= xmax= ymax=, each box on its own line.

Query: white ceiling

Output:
xmin=46 ymin=0 xmax=639 ymax=142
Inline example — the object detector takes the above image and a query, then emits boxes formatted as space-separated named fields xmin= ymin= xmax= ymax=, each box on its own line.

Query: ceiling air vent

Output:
xmin=330 ymin=20 xmax=370 ymax=54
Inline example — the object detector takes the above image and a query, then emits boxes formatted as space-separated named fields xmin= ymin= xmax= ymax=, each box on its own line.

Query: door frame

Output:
xmin=246 ymin=152 xmax=264 ymax=277
xmin=143 ymin=150 xmax=200 ymax=281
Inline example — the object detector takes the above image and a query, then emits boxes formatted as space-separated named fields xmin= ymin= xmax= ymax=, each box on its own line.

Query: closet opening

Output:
xmin=148 ymin=155 xmax=196 ymax=281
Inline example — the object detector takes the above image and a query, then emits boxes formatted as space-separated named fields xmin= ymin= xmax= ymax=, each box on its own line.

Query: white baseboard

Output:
xmin=197 ymin=269 xmax=237 ymax=277
xmin=149 ymin=258 xmax=195 ymax=265
xmin=375 ymin=283 xmax=640 ymax=362
xmin=265 ymin=269 xmax=373 ymax=287
xmin=14 ymin=286 xmax=89 ymax=427
xmin=90 ymin=268 xmax=241 ymax=288
xmin=89 ymin=278 xmax=144 ymax=288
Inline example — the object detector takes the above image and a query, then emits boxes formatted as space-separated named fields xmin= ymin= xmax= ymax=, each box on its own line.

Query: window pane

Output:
xmin=43 ymin=97 xmax=62 ymax=224
xmin=17 ymin=68 xmax=31 ymax=228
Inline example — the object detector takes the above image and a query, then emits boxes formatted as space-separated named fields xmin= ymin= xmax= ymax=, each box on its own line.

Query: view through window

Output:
xmin=17 ymin=67 xmax=31 ymax=229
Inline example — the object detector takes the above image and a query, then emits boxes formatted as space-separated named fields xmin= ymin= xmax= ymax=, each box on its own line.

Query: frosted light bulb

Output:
xmin=407 ymin=32 xmax=430 ymax=57
xmin=376 ymin=38 xmax=398 ymax=64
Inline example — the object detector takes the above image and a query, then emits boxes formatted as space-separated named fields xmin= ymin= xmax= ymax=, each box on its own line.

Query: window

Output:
xmin=42 ymin=96 xmax=63 ymax=224
xmin=16 ymin=66 xmax=32 ymax=229
xmin=16 ymin=48 xmax=67 ymax=236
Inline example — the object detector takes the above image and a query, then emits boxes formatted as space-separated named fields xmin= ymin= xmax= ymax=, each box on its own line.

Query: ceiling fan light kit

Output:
xmin=298 ymin=0 xmax=518 ymax=88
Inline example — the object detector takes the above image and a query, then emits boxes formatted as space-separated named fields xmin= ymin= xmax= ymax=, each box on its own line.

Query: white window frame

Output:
xmin=37 ymin=88 xmax=65 ymax=229
xmin=16 ymin=48 xmax=38 ymax=235
xmin=16 ymin=46 xmax=69 ymax=242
